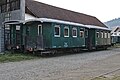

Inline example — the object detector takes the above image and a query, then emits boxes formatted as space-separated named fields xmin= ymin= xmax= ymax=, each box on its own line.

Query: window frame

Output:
xmin=104 ymin=32 xmax=107 ymax=38
xmin=85 ymin=29 xmax=88 ymax=38
xmin=54 ymin=25 xmax=60 ymax=37
xmin=80 ymin=28 xmax=84 ymax=38
xmin=38 ymin=25 xmax=42 ymax=36
xmin=64 ymin=27 xmax=69 ymax=37
xmin=108 ymin=32 xmax=110 ymax=38
xmin=72 ymin=27 xmax=77 ymax=38
xmin=96 ymin=31 xmax=100 ymax=38
xmin=0 ymin=5 xmax=1 ymax=13
xmin=101 ymin=32 xmax=104 ymax=38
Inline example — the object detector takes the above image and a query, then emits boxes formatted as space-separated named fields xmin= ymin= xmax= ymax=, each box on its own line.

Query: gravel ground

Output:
xmin=0 ymin=48 xmax=120 ymax=80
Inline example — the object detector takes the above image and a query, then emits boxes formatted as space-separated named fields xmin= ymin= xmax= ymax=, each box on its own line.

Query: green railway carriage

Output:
xmin=111 ymin=36 xmax=120 ymax=45
xmin=86 ymin=28 xmax=111 ymax=50
xmin=4 ymin=18 xmax=111 ymax=54
xmin=4 ymin=19 xmax=88 ymax=53
xmin=3 ymin=0 xmax=111 ymax=54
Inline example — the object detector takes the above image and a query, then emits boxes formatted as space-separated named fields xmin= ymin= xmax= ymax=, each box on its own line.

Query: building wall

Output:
xmin=111 ymin=32 xmax=120 ymax=36
xmin=0 ymin=0 xmax=25 ymax=52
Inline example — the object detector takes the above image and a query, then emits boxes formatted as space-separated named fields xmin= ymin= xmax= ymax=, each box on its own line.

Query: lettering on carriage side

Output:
xmin=64 ymin=42 xmax=68 ymax=47
xmin=96 ymin=41 xmax=98 ymax=45
xmin=82 ymin=45 xmax=85 ymax=47
xmin=59 ymin=46 xmax=61 ymax=48
xmin=53 ymin=46 xmax=56 ymax=48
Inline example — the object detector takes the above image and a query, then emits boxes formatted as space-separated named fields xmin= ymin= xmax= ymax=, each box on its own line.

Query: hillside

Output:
xmin=104 ymin=18 xmax=120 ymax=29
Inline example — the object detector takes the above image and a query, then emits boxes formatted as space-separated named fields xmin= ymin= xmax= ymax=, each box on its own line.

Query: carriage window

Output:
xmin=108 ymin=32 xmax=110 ymax=38
xmin=85 ymin=29 xmax=88 ymax=38
xmin=38 ymin=25 xmax=42 ymax=36
xmin=105 ymin=32 xmax=107 ymax=38
xmin=64 ymin=27 xmax=69 ymax=37
xmin=0 ymin=6 xmax=1 ymax=13
xmin=72 ymin=28 xmax=77 ymax=37
xmin=16 ymin=25 xmax=20 ymax=30
xmin=27 ymin=27 xmax=30 ymax=36
xmin=80 ymin=28 xmax=84 ymax=38
xmin=96 ymin=31 xmax=99 ymax=38
xmin=101 ymin=32 xmax=103 ymax=38
xmin=54 ymin=25 xmax=60 ymax=37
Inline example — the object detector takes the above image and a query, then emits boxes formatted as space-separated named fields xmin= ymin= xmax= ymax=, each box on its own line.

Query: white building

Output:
xmin=111 ymin=26 xmax=120 ymax=44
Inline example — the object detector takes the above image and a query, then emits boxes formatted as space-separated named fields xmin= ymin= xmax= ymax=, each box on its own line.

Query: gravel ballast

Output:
xmin=0 ymin=48 xmax=120 ymax=80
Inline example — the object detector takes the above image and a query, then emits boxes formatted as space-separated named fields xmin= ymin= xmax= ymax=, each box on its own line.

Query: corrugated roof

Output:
xmin=25 ymin=0 xmax=107 ymax=28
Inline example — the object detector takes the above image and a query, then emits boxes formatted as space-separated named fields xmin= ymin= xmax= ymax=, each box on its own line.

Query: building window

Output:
xmin=7 ymin=3 xmax=10 ymax=11
xmin=72 ymin=28 xmax=77 ymax=37
xmin=11 ymin=1 xmax=16 ymax=10
xmin=96 ymin=31 xmax=99 ymax=38
xmin=114 ymin=33 xmax=117 ymax=35
xmin=10 ymin=0 xmax=20 ymax=11
xmin=4 ymin=13 xmax=11 ymax=21
xmin=1 ymin=4 xmax=7 ymax=13
xmin=1 ymin=0 xmax=20 ymax=13
xmin=80 ymin=28 xmax=84 ymax=38
xmin=64 ymin=27 xmax=69 ymax=37
xmin=54 ymin=25 xmax=60 ymax=37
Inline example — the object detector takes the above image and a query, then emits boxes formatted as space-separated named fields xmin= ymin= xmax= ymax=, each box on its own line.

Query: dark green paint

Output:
xmin=51 ymin=23 xmax=85 ymax=49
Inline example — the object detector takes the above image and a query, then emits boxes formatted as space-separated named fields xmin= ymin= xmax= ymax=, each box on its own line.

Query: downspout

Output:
xmin=20 ymin=0 xmax=25 ymax=20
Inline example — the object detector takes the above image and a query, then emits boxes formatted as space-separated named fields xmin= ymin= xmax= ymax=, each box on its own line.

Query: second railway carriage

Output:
xmin=85 ymin=25 xmax=111 ymax=50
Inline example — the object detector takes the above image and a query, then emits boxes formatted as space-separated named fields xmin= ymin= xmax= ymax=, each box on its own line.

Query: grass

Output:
xmin=114 ymin=44 xmax=120 ymax=48
xmin=92 ymin=75 xmax=120 ymax=80
xmin=112 ymin=43 xmax=120 ymax=48
xmin=0 ymin=52 xmax=39 ymax=63
xmin=0 ymin=44 xmax=119 ymax=63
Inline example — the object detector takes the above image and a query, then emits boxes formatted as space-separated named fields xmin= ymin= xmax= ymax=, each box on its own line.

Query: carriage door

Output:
xmin=88 ymin=29 xmax=95 ymax=50
xmin=16 ymin=25 xmax=21 ymax=46
xmin=85 ymin=29 xmax=88 ymax=48
xmin=5 ymin=25 xmax=11 ymax=50
xmin=37 ymin=25 xmax=43 ymax=49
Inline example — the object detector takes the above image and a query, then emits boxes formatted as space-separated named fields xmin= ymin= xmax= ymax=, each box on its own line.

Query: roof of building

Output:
xmin=111 ymin=26 xmax=120 ymax=33
xmin=25 ymin=0 xmax=107 ymax=28
xmin=24 ymin=15 xmax=111 ymax=31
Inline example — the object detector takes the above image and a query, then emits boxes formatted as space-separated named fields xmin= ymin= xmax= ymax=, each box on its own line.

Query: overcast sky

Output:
xmin=35 ymin=0 xmax=120 ymax=22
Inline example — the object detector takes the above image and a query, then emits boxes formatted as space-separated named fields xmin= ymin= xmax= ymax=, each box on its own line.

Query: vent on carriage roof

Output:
xmin=25 ymin=0 xmax=107 ymax=28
